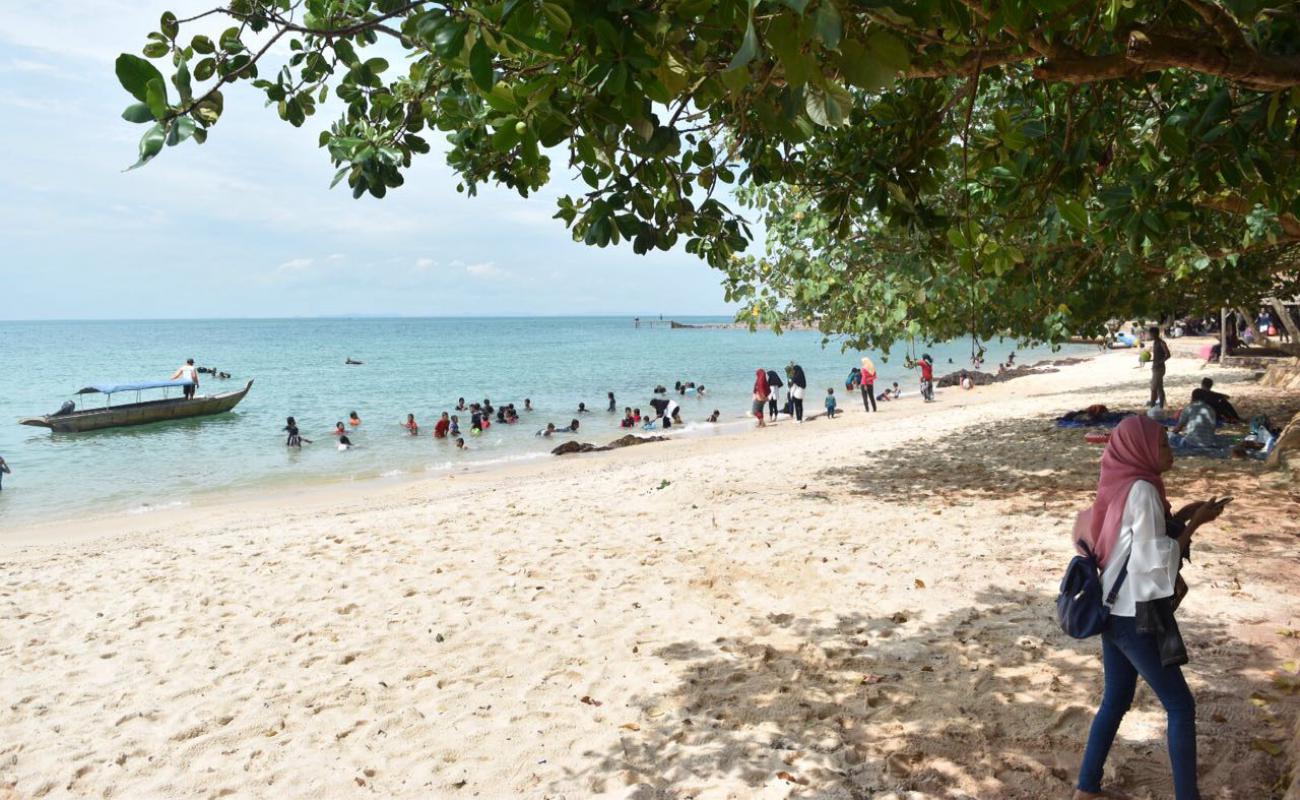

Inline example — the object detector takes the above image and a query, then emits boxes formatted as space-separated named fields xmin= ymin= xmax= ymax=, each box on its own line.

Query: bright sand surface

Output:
xmin=2 ymin=349 xmax=1298 ymax=799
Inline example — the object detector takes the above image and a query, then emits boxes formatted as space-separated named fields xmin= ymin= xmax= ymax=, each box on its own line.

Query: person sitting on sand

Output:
xmin=337 ymin=434 xmax=353 ymax=451
xmin=537 ymin=423 xmax=557 ymax=437
xmin=1074 ymin=415 xmax=1227 ymax=800
xmin=403 ymin=414 xmax=419 ymax=435
xmin=707 ymin=410 xmax=720 ymax=423
xmin=349 ymin=411 xmax=361 ymax=427
xmin=1170 ymin=398 xmax=1228 ymax=456
xmin=621 ymin=408 xmax=636 ymax=428
xmin=0 ymin=455 xmax=10 ymax=490
xmin=434 ymin=412 xmax=450 ymax=439
xmin=824 ymin=388 xmax=838 ymax=418
xmin=1192 ymin=378 xmax=1242 ymax=423
xmin=333 ymin=421 xmax=346 ymax=436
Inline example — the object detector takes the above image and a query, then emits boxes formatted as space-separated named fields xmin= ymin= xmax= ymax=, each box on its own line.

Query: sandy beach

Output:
xmin=2 ymin=350 xmax=1298 ymax=799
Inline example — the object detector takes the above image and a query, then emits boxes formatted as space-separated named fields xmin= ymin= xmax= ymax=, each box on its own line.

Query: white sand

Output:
xmin=2 ymin=350 xmax=1298 ymax=799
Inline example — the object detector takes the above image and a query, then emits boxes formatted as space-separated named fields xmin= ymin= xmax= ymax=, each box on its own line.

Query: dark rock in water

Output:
xmin=551 ymin=434 xmax=667 ymax=456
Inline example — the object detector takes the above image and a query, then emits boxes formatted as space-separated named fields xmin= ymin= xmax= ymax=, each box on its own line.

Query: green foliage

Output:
xmin=116 ymin=0 xmax=1300 ymax=345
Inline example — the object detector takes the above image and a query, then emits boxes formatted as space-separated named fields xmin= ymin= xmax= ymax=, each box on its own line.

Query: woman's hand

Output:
xmin=1188 ymin=497 xmax=1227 ymax=530
xmin=1173 ymin=501 xmax=1207 ymax=523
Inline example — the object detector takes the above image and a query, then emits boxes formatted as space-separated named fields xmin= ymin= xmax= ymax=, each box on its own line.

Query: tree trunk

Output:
xmin=1269 ymin=299 xmax=1300 ymax=343
xmin=1220 ymin=307 xmax=1228 ymax=364
xmin=1236 ymin=307 xmax=1265 ymax=342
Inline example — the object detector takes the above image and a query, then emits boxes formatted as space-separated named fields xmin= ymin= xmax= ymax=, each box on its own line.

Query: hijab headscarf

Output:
xmin=1075 ymin=415 xmax=1170 ymax=566
xmin=860 ymin=356 xmax=876 ymax=384
xmin=754 ymin=368 xmax=769 ymax=398
xmin=791 ymin=364 xmax=807 ymax=388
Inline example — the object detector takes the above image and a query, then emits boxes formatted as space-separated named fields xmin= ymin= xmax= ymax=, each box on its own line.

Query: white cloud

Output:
xmin=277 ymin=257 xmax=314 ymax=273
xmin=327 ymin=253 xmax=347 ymax=261
xmin=465 ymin=261 xmax=506 ymax=278
xmin=413 ymin=257 xmax=437 ymax=271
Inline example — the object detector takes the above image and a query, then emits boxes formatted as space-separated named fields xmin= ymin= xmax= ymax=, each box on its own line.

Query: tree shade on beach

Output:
xmin=117 ymin=1 xmax=1300 ymax=347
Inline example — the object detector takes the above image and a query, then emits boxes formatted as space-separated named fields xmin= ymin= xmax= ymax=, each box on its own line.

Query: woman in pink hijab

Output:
xmin=1074 ymin=415 xmax=1227 ymax=800
xmin=752 ymin=369 xmax=769 ymax=428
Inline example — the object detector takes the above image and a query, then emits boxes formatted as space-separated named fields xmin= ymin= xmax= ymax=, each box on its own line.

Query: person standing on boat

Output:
xmin=170 ymin=358 xmax=199 ymax=400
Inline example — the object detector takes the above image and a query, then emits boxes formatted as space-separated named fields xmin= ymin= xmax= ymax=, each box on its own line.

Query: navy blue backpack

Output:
xmin=1057 ymin=541 xmax=1129 ymax=639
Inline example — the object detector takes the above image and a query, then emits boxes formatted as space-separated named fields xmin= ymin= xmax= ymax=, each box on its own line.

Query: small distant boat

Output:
xmin=19 ymin=379 xmax=253 ymax=433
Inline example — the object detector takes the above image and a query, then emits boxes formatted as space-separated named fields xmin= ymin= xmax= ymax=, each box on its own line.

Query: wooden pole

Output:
xmin=1219 ymin=307 xmax=1227 ymax=364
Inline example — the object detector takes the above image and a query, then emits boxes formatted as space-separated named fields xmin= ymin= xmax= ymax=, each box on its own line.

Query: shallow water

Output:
xmin=0 ymin=317 xmax=1085 ymax=525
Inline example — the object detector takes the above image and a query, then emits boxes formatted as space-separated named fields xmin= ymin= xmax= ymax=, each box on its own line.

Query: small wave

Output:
xmin=127 ymin=500 xmax=189 ymax=515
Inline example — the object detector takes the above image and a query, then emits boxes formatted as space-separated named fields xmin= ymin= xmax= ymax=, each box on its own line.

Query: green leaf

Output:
xmin=813 ymin=1 xmax=842 ymax=49
xmin=469 ymin=37 xmax=493 ymax=91
xmin=484 ymin=82 xmax=517 ymax=112
xmin=115 ymin=53 xmax=165 ymax=103
xmin=193 ymin=57 xmax=215 ymax=81
xmin=167 ymin=117 xmax=196 ymax=146
xmin=191 ymin=34 xmax=214 ymax=54
xmin=804 ymin=82 xmax=850 ymax=127
xmin=434 ymin=20 xmax=469 ymax=58
xmin=121 ymin=103 xmax=154 ymax=123
xmin=173 ymin=57 xmax=192 ymax=103
xmin=727 ymin=19 xmax=760 ymax=71
xmin=837 ymin=39 xmax=894 ymax=90
xmin=1057 ymin=198 xmax=1089 ymax=232
xmin=541 ymin=3 xmax=571 ymax=35
xmin=142 ymin=41 xmax=169 ymax=58
xmin=867 ymin=29 xmax=911 ymax=70
xmin=160 ymin=11 xmax=178 ymax=39
xmin=145 ymin=77 xmax=169 ymax=120
xmin=220 ymin=26 xmax=242 ymax=53
xmin=127 ymin=122 xmax=166 ymax=170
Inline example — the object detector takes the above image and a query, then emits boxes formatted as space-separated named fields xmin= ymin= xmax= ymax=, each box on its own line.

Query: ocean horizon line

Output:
xmin=0 ymin=312 xmax=740 ymax=324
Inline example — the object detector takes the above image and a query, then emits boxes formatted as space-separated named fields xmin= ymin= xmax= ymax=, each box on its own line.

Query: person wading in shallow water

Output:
xmin=1072 ymin=415 xmax=1228 ymax=800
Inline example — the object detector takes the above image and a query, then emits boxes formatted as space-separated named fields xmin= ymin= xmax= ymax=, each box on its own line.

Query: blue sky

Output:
xmin=0 ymin=1 xmax=741 ymax=320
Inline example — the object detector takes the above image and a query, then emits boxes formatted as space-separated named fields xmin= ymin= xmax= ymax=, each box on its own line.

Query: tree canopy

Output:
xmin=117 ymin=0 xmax=1300 ymax=348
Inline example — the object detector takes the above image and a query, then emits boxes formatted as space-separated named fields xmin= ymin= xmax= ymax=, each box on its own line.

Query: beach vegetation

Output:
xmin=117 ymin=0 xmax=1300 ymax=348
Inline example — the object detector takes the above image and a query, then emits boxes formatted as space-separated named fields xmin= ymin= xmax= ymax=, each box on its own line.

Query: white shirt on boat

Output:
xmin=1100 ymin=480 xmax=1181 ymax=617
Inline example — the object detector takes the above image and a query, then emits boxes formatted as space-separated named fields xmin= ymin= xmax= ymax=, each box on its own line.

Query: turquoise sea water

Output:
xmin=0 ymin=317 xmax=1085 ymax=526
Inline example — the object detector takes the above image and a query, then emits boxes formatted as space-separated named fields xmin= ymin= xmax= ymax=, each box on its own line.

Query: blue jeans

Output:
xmin=1078 ymin=615 xmax=1198 ymax=798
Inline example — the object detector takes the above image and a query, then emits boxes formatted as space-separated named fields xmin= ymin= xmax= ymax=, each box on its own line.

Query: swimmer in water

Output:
xmin=403 ymin=413 xmax=419 ymax=435
xmin=538 ymin=422 xmax=557 ymax=437
xmin=707 ymin=409 xmax=720 ymax=423
xmin=456 ymin=437 xmax=467 ymax=450
xmin=434 ymin=412 xmax=450 ymax=439
xmin=524 ymin=398 xmax=533 ymax=411
xmin=578 ymin=402 xmax=589 ymax=414
xmin=456 ymin=397 xmax=466 ymax=411
xmin=621 ymin=407 xmax=635 ymax=428
xmin=333 ymin=421 xmax=346 ymax=436
xmin=349 ymin=411 xmax=361 ymax=427
xmin=284 ymin=416 xmax=310 ymax=447
xmin=337 ymin=434 xmax=353 ymax=451
xmin=449 ymin=415 xmax=460 ymax=437
xmin=608 ymin=391 xmax=616 ymax=412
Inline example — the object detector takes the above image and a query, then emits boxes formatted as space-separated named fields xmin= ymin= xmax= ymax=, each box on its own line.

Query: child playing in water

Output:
xmin=337 ymin=434 xmax=353 ymax=451
xmin=621 ymin=408 xmax=635 ymax=428
xmin=434 ymin=412 xmax=450 ymax=439
xmin=349 ymin=411 xmax=361 ymax=427
xmin=456 ymin=437 xmax=467 ymax=450
xmin=333 ymin=421 xmax=346 ymax=436
xmin=449 ymin=415 xmax=460 ymax=437
xmin=0 ymin=455 xmax=10 ymax=490
xmin=825 ymin=388 xmax=838 ymax=418
xmin=403 ymin=413 xmax=419 ymax=435
xmin=707 ymin=410 xmax=720 ymax=423
xmin=283 ymin=416 xmax=310 ymax=447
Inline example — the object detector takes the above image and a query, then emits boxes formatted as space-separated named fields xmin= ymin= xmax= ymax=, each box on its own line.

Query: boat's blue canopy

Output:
xmin=77 ymin=379 xmax=194 ymax=395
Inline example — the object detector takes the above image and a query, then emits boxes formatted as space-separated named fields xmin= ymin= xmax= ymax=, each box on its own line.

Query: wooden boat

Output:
xmin=20 ymin=379 xmax=253 ymax=433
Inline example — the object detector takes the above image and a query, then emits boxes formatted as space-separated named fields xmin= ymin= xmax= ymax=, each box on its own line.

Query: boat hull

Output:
xmin=20 ymin=380 xmax=253 ymax=433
